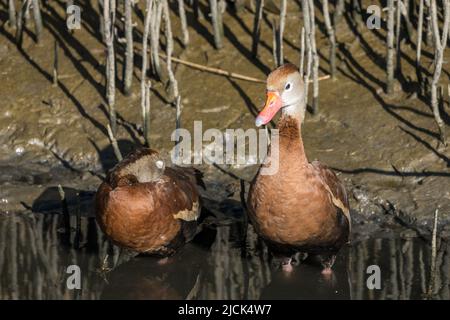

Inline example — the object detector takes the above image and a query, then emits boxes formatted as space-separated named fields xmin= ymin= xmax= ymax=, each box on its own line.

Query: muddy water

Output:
xmin=0 ymin=212 xmax=448 ymax=300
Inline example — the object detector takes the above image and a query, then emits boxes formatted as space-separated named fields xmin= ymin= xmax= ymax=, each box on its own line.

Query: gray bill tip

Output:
xmin=255 ymin=116 xmax=265 ymax=127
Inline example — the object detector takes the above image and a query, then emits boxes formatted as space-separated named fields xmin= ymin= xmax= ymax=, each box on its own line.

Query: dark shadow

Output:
xmin=97 ymin=104 xmax=143 ymax=145
xmin=31 ymin=186 xmax=95 ymax=216
xmin=338 ymin=51 xmax=441 ymax=141
xmin=223 ymin=21 xmax=271 ymax=75
xmin=333 ymin=166 xmax=450 ymax=177
xmin=100 ymin=226 xmax=216 ymax=300
xmin=260 ymin=261 xmax=350 ymax=299
xmin=90 ymin=138 xmax=136 ymax=173
xmin=399 ymin=126 xmax=450 ymax=167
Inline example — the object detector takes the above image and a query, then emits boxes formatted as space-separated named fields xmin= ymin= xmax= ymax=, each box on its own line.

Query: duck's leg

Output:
xmin=319 ymin=253 xmax=336 ymax=276
xmin=281 ymin=257 xmax=294 ymax=273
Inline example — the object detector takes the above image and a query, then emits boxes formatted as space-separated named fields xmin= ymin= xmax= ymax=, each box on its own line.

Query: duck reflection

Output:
xmin=260 ymin=258 xmax=351 ymax=299
xmin=100 ymin=227 xmax=216 ymax=300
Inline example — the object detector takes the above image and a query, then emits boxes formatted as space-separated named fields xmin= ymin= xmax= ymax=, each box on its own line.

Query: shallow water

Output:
xmin=0 ymin=212 xmax=448 ymax=300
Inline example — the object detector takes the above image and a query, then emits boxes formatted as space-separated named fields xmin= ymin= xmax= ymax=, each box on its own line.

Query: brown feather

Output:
xmin=247 ymin=116 xmax=350 ymax=255
xmin=95 ymin=148 xmax=201 ymax=256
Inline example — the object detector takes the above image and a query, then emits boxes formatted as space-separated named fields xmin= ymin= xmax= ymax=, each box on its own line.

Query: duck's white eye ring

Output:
xmin=285 ymin=82 xmax=292 ymax=91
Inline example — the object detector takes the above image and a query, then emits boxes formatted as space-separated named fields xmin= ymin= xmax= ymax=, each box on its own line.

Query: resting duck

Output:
xmin=247 ymin=64 xmax=350 ymax=274
xmin=95 ymin=148 xmax=202 ymax=256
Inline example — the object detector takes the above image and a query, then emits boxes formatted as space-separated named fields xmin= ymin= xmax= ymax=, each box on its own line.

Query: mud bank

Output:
xmin=0 ymin=1 xmax=449 ymax=237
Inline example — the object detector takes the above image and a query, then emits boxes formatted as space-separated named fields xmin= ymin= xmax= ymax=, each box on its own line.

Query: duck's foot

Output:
xmin=157 ymin=257 xmax=170 ymax=265
xmin=281 ymin=258 xmax=294 ymax=273
xmin=97 ymin=254 xmax=112 ymax=283
xmin=319 ymin=254 xmax=336 ymax=281
xmin=321 ymin=267 xmax=333 ymax=276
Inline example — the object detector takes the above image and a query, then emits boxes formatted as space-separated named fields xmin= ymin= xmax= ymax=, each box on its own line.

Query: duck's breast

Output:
xmin=96 ymin=170 xmax=200 ymax=253
xmin=248 ymin=164 xmax=345 ymax=248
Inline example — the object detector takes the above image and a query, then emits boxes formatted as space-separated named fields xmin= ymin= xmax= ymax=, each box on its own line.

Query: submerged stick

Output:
xmin=124 ymin=0 xmax=134 ymax=96
xmin=57 ymin=184 xmax=71 ymax=237
xmin=251 ymin=0 xmax=264 ymax=57
xmin=178 ymin=0 xmax=189 ymax=47
xmin=427 ymin=209 xmax=439 ymax=296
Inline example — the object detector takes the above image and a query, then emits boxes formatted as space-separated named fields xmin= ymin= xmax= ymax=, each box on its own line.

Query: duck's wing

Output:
xmin=311 ymin=161 xmax=351 ymax=230
xmin=172 ymin=166 xmax=206 ymax=190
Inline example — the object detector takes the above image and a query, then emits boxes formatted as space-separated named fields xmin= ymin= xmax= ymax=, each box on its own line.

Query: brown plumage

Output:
xmin=95 ymin=148 xmax=202 ymax=256
xmin=248 ymin=64 xmax=350 ymax=272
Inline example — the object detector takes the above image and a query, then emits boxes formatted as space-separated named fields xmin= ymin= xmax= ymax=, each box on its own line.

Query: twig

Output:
xmin=386 ymin=0 xmax=395 ymax=94
xmin=178 ymin=0 xmax=189 ymax=47
xmin=158 ymin=53 xmax=330 ymax=84
xmin=302 ymin=0 xmax=312 ymax=107
xmin=124 ymin=0 xmax=134 ymax=96
xmin=107 ymin=124 xmax=123 ymax=162
xmin=16 ymin=0 xmax=31 ymax=46
xmin=427 ymin=209 xmax=439 ymax=297
xmin=8 ymin=0 xmax=17 ymax=29
xmin=174 ymin=95 xmax=182 ymax=162
xmin=141 ymin=0 xmax=153 ymax=147
xmin=271 ymin=17 xmax=278 ymax=67
xmin=209 ymin=0 xmax=224 ymax=49
xmin=299 ymin=26 xmax=305 ymax=77
xmin=144 ymin=81 xmax=151 ymax=147
xmin=104 ymin=0 xmax=117 ymax=135
xmin=322 ymin=0 xmax=336 ymax=79
xmin=151 ymin=0 xmax=163 ymax=79
xmin=416 ymin=0 xmax=424 ymax=90
xmin=251 ymin=0 xmax=264 ymax=57
xmin=163 ymin=0 xmax=179 ymax=100
xmin=333 ymin=0 xmax=345 ymax=25
xmin=31 ymin=0 xmax=42 ymax=43
xmin=308 ymin=0 xmax=319 ymax=114
xmin=430 ymin=0 xmax=449 ymax=145
xmin=277 ymin=0 xmax=287 ymax=65
xmin=398 ymin=0 xmax=414 ymax=42
xmin=53 ymin=39 xmax=58 ymax=87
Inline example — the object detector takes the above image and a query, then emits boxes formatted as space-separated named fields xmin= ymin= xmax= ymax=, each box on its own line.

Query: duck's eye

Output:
xmin=285 ymin=82 xmax=292 ymax=91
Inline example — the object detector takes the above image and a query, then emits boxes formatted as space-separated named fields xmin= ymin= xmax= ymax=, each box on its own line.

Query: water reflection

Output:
xmin=0 ymin=212 xmax=448 ymax=300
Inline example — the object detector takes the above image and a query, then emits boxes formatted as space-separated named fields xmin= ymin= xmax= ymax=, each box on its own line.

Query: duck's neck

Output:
xmin=276 ymin=102 xmax=308 ymax=164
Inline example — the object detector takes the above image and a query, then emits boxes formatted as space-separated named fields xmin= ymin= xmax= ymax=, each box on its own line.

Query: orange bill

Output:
xmin=255 ymin=91 xmax=282 ymax=127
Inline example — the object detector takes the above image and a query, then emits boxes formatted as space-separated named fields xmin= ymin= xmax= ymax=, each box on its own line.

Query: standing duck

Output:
xmin=247 ymin=64 xmax=350 ymax=274
xmin=95 ymin=148 xmax=203 ymax=256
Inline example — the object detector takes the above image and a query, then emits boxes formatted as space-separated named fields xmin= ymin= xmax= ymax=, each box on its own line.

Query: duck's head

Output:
xmin=110 ymin=148 xmax=166 ymax=186
xmin=255 ymin=63 xmax=305 ymax=127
